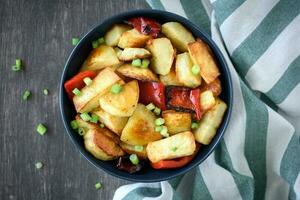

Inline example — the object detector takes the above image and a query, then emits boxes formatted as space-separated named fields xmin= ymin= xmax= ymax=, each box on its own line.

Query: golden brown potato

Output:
xmin=175 ymin=52 xmax=201 ymax=88
xmin=120 ymin=142 xmax=148 ymax=160
xmin=118 ymin=29 xmax=151 ymax=48
xmin=146 ymin=38 xmax=175 ymax=75
xmin=99 ymin=80 xmax=139 ymax=117
xmin=193 ymin=98 xmax=227 ymax=145
xmin=159 ymin=69 xmax=184 ymax=86
xmin=188 ymin=40 xmax=220 ymax=84
xmin=117 ymin=64 xmax=158 ymax=82
xmin=118 ymin=48 xmax=151 ymax=61
xmin=200 ymin=78 xmax=222 ymax=96
xmin=104 ymin=24 xmax=131 ymax=46
xmin=121 ymin=104 xmax=162 ymax=146
xmin=92 ymin=108 xmax=128 ymax=136
xmin=81 ymin=45 xmax=120 ymax=71
xmin=200 ymin=90 xmax=216 ymax=112
xmin=162 ymin=22 xmax=195 ymax=52
xmin=73 ymin=68 xmax=122 ymax=113
xmin=162 ymin=110 xmax=192 ymax=135
xmin=146 ymin=131 xmax=196 ymax=163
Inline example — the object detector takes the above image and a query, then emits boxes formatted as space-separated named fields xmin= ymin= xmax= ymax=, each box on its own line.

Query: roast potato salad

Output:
xmin=64 ymin=17 xmax=227 ymax=173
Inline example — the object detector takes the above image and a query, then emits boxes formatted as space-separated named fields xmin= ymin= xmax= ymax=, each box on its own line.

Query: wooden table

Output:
xmin=0 ymin=1 xmax=149 ymax=199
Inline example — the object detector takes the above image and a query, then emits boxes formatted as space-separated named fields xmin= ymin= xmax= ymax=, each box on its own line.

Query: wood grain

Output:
xmin=0 ymin=0 xmax=149 ymax=199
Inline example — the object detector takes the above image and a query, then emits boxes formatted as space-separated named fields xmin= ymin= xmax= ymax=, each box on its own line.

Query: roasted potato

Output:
xmin=175 ymin=52 xmax=201 ymax=88
xmin=99 ymin=80 xmax=139 ymax=117
xmin=120 ymin=142 xmax=148 ymax=159
xmin=162 ymin=110 xmax=191 ymax=135
xmin=118 ymin=29 xmax=151 ymax=48
xmin=81 ymin=45 xmax=120 ymax=71
xmin=193 ymin=98 xmax=227 ymax=145
xmin=146 ymin=38 xmax=175 ymax=75
xmin=73 ymin=68 xmax=122 ymax=113
xmin=200 ymin=90 xmax=216 ymax=112
xmin=146 ymin=131 xmax=196 ymax=163
xmin=159 ymin=69 xmax=183 ymax=86
xmin=117 ymin=64 xmax=158 ymax=82
xmin=188 ymin=40 xmax=220 ymax=84
xmin=118 ymin=48 xmax=151 ymax=61
xmin=162 ymin=22 xmax=195 ymax=52
xmin=104 ymin=24 xmax=131 ymax=46
xmin=92 ymin=108 xmax=128 ymax=136
xmin=121 ymin=104 xmax=162 ymax=146
xmin=200 ymin=78 xmax=222 ymax=96
xmin=75 ymin=115 xmax=98 ymax=134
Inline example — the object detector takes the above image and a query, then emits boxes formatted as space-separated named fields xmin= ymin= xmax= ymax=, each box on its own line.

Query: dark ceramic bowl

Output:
xmin=59 ymin=9 xmax=233 ymax=182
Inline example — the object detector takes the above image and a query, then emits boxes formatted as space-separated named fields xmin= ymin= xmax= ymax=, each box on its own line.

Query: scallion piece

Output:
xmin=146 ymin=103 xmax=155 ymax=111
xmin=16 ymin=59 xmax=22 ymax=67
xmin=90 ymin=114 xmax=99 ymax=123
xmin=134 ymin=145 xmax=144 ymax=152
xmin=72 ymin=37 xmax=79 ymax=46
xmin=141 ymin=59 xmax=150 ymax=68
xmin=70 ymin=120 xmax=79 ymax=129
xmin=12 ymin=65 xmax=21 ymax=71
xmin=99 ymin=123 xmax=105 ymax=128
xmin=155 ymin=118 xmax=165 ymax=126
xmin=92 ymin=40 xmax=99 ymax=48
xmin=129 ymin=154 xmax=139 ymax=165
xmin=191 ymin=65 xmax=200 ymax=75
xmin=80 ymin=113 xmax=91 ymax=121
xmin=37 ymin=123 xmax=47 ymax=135
xmin=191 ymin=122 xmax=199 ymax=129
xmin=98 ymin=37 xmax=105 ymax=44
xmin=110 ymin=84 xmax=122 ymax=94
xmin=95 ymin=182 xmax=102 ymax=190
xmin=155 ymin=125 xmax=163 ymax=132
xmin=35 ymin=162 xmax=43 ymax=169
xmin=153 ymin=107 xmax=161 ymax=115
xmin=43 ymin=89 xmax=49 ymax=95
xmin=132 ymin=59 xmax=142 ymax=67
xmin=72 ymin=88 xmax=81 ymax=96
xmin=171 ymin=146 xmax=178 ymax=152
xmin=83 ymin=77 xmax=93 ymax=86
xmin=78 ymin=127 xmax=85 ymax=136
xmin=22 ymin=90 xmax=31 ymax=100
xmin=160 ymin=126 xmax=169 ymax=137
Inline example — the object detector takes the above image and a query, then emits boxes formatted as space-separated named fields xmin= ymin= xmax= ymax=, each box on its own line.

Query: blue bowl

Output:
xmin=59 ymin=9 xmax=233 ymax=182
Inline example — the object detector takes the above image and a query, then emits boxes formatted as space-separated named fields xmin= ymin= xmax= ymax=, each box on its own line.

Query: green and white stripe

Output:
xmin=113 ymin=0 xmax=300 ymax=199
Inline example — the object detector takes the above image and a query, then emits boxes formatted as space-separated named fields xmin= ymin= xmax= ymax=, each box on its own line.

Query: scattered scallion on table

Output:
xmin=72 ymin=37 xmax=80 ymax=46
xmin=22 ymin=90 xmax=31 ymax=100
xmin=37 ymin=123 xmax=47 ymax=135
xmin=12 ymin=59 xmax=22 ymax=71
xmin=43 ymin=89 xmax=49 ymax=95
xmin=95 ymin=182 xmax=102 ymax=190
xmin=35 ymin=162 xmax=43 ymax=169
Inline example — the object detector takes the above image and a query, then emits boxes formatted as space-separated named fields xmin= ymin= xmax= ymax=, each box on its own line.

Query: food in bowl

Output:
xmin=64 ymin=17 xmax=227 ymax=173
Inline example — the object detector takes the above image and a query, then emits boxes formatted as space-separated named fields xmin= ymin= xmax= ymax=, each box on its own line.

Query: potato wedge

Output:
xmin=188 ymin=40 xmax=220 ymax=84
xmin=73 ymin=68 xmax=122 ymax=113
xmin=159 ymin=69 xmax=183 ymax=86
xmin=146 ymin=131 xmax=196 ymax=163
xmin=117 ymin=64 xmax=158 ymax=82
xmin=120 ymin=142 xmax=148 ymax=159
xmin=200 ymin=90 xmax=216 ymax=112
xmin=193 ymin=98 xmax=227 ymax=145
xmin=162 ymin=110 xmax=191 ymax=135
xmin=104 ymin=24 xmax=131 ymax=46
xmin=200 ymin=78 xmax=222 ymax=96
xmin=175 ymin=52 xmax=201 ymax=88
xmin=81 ymin=45 xmax=120 ymax=71
xmin=118 ymin=48 xmax=151 ymax=61
xmin=121 ymin=104 xmax=162 ymax=146
xmin=147 ymin=38 xmax=175 ymax=75
xmin=162 ymin=22 xmax=195 ymax=52
xmin=118 ymin=29 xmax=151 ymax=48
xmin=92 ymin=108 xmax=128 ymax=136
xmin=99 ymin=80 xmax=139 ymax=117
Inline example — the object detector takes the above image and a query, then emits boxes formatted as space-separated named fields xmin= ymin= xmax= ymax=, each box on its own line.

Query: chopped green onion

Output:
xmin=35 ymin=162 xmax=43 ymax=169
xmin=99 ymin=123 xmax=105 ymax=128
xmin=37 ymin=123 xmax=47 ymax=135
xmin=191 ymin=65 xmax=200 ymax=75
xmin=191 ymin=122 xmax=199 ymax=129
xmin=171 ymin=146 xmax=178 ymax=152
xmin=78 ymin=127 xmax=85 ymax=136
xmin=80 ymin=113 xmax=91 ymax=121
xmin=90 ymin=114 xmax=99 ymax=123
xmin=110 ymin=84 xmax=122 ymax=94
xmin=83 ymin=77 xmax=93 ymax=86
xmin=132 ymin=59 xmax=142 ymax=67
xmin=72 ymin=88 xmax=81 ymax=96
xmin=134 ymin=145 xmax=144 ymax=152
xmin=72 ymin=37 xmax=79 ymax=46
xmin=22 ymin=90 xmax=31 ymax=100
xmin=153 ymin=107 xmax=161 ymax=115
xmin=146 ymin=103 xmax=155 ymax=111
xmin=12 ymin=65 xmax=21 ymax=71
xmin=70 ymin=120 xmax=79 ymax=129
xmin=16 ymin=59 xmax=22 ymax=67
xmin=141 ymin=59 xmax=150 ymax=68
xmin=95 ymin=182 xmax=102 ymax=190
xmin=155 ymin=126 xmax=163 ymax=132
xmin=160 ymin=126 xmax=169 ymax=137
xmin=155 ymin=118 xmax=165 ymax=126
xmin=43 ymin=89 xmax=49 ymax=95
xmin=98 ymin=37 xmax=105 ymax=44
xmin=129 ymin=154 xmax=139 ymax=165
xmin=92 ymin=40 xmax=99 ymax=48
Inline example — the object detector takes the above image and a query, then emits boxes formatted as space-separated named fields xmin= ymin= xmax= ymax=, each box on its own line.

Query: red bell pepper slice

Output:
xmin=127 ymin=17 xmax=161 ymax=38
xmin=190 ymin=89 xmax=202 ymax=120
xmin=138 ymin=81 xmax=166 ymax=110
xmin=64 ymin=70 xmax=96 ymax=99
xmin=151 ymin=144 xmax=200 ymax=169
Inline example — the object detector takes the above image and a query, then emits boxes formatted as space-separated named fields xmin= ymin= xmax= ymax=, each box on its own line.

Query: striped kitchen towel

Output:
xmin=113 ymin=0 xmax=300 ymax=199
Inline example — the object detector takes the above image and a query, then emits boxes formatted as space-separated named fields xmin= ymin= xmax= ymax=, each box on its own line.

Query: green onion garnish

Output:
xmin=191 ymin=122 xmax=199 ymax=129
xmin=134 ymin=145 xmax=144 ymax=152
xmin=43 ymin=89 xmax=49 ymax=95
xmin=155 ymin=118 xmax=165 ymax=126
xmin=16 ymin=59 xmax=22 ymax=67
xmin=146 ymin=103 xmax=155 ymax=111
xmin=78 ymin=127 xmax=85 ymax=136
xmin=110 ymin=84 xmax=122 ymax=94
xmin=37 ymin=123 xmax=47 ymax=135
xmin=129 ymin=154 xmax=139 ymax=165
xmin=191 ymin=65 xmax=200 ymax=75
xmin=12 ymin=65 xmax=21 ymax=71
xmin=132 ymin=59 xmax=142 ymax=67
xmin=90 ymin=114 xmax=99 ymax=123
xmin=92 ymin=40 xmax=99 ymax=48
xmin=72 ymin=37 xmax=79 ymax=46
xmin=80 ymin=112 xmax=91 ymax=121
xmin=99 ymin=123 xmax=105 ymax=128
xmin=160 ymin=126 xmax=169 ymax=137
xmin=155 ymin=126 xmax=163 ymax=132
xmin=70 ymin=120 xmax=79 ymax=129
xmin=22 ymin=90 xmax=31 ymax=100
xmin=72 ymin=88 xmax=81 ymax=96
xmin=141 ymin=59 xmax=150 ymax=68
xmin=83 ymin=77 xmax=93 ymax=86
xmin=153 ymin=107 xmax=161 ymax=115
xmin=171 ymin=146 xmax=178 ymax=152
xmin=98 ymin=37 xmax=105 ymax=44
xmin=95 ymin=182 xmax=102 ymax=190
xmin=35 ymin=162 xmax=43 ymax=169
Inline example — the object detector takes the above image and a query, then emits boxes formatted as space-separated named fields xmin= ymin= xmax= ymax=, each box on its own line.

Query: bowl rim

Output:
xmin=59 ymin=9 xmax=233 ymax=182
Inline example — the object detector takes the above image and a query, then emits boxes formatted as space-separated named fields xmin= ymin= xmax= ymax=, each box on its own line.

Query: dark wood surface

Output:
xmin=0 ymin=1 xmax=149 ymax=199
